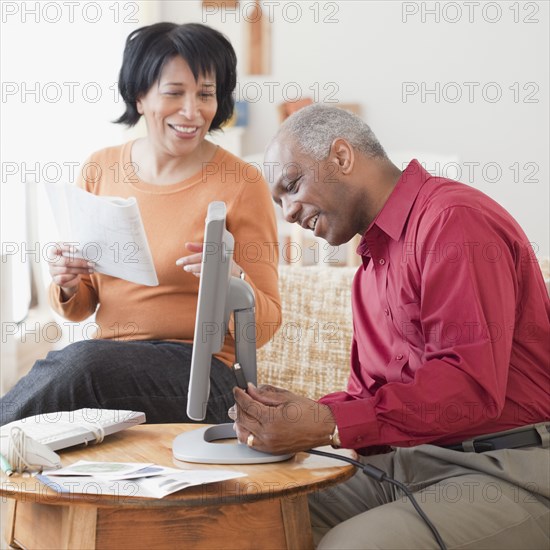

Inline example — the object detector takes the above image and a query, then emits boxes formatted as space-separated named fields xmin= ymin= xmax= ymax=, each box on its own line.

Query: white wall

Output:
xmin=1 ymin=1 xmax=155 ymax=309
xmin=1 ymin=0 xmax=548 ymax=260
xmin=160 ymin=0 xmax=549 ymax=257
xmin=1 ymin=1 xmax=156 ymax=381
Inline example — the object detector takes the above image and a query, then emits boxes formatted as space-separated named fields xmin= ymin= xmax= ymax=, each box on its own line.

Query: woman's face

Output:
xmin=136 ymin=55 xmax=218 ymax=158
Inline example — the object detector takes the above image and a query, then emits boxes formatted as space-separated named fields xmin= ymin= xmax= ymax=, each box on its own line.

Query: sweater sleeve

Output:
xmin=227 ymin=167 xmax=282 ymax=348
xmin=48 ymin=279 xmax=99 ymax=321
xmin=48 ymin=155 xmax=100 ymax=320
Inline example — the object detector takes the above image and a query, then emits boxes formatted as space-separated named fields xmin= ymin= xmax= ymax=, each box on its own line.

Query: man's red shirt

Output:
xmin=321 ymin=160 xmax=550 ymax=450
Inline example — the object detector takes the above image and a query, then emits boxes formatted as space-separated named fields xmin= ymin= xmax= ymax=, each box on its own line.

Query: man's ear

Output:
xmin=329 ymin=138 xmax=354 ymax=175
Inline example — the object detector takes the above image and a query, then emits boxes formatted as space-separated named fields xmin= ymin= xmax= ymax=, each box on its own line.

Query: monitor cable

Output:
xmin=308 ymin=448 xmax=447 ymax=550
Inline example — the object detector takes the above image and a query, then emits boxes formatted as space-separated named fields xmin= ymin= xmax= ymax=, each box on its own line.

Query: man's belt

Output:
xmin=444 ymin=422 xmax=550 ymax=453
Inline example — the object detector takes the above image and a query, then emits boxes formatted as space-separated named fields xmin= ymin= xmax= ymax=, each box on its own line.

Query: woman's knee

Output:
xmin=38 ymin=340 xmax=116 ymax=379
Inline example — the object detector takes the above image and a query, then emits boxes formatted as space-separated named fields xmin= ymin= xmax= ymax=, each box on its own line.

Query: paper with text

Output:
xmin=37 ymin=468 xmax=247 ymax=499
xmin=45 ymin=183 xmax=159 ymax=286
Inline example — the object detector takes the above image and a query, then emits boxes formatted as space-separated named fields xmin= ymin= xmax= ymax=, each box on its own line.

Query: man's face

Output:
xmin=264 ymin=138 xmax=362 ymax=246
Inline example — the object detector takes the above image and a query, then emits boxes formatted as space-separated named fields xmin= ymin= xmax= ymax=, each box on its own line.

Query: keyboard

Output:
xmin=0 ymin=409 xmax=146 ymax=451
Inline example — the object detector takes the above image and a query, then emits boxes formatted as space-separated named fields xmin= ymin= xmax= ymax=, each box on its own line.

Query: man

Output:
xmin=231 ymin=105 xmax=549 ymax=549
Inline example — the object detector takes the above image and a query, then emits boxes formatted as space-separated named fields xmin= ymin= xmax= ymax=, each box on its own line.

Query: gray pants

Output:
xmin=310 ymin=442 xmax=550 ymax=549
xmin=0 ymin=339 xmax=237 ymax=426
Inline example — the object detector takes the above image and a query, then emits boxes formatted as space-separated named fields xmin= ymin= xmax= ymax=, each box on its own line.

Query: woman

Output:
xmin=1 ymin=23 xmax=281 ymax=425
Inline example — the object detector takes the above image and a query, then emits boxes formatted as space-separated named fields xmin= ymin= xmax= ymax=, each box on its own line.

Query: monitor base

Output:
xmin=172 ymin=423 xmax=294 ymax=464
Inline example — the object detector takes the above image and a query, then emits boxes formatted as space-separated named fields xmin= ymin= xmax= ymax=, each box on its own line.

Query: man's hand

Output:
xmin=230 ymin=384 xmax=336 ymax=455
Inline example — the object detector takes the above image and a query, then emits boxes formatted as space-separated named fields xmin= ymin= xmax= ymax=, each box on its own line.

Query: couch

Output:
xmin=257 ymin=265 xmax=357 ymax=400
xmin=256 ymin=260 xmax=550 ymax=401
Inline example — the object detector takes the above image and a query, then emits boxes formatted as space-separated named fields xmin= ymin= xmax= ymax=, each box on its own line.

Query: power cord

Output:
xmin=1 ymin=427 xmax=62 ymax=474
xmin=308 ymin=448 xmax=447 ymax=550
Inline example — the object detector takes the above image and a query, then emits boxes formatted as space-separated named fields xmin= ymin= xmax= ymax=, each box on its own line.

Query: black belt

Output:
xmin=444 ymin=423 xmax=550 ymax=453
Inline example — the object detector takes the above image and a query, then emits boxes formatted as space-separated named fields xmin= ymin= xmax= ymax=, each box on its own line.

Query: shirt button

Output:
xmin=396 ymin=354 xmax=404 ymax=360
xmin=384 ymin=308 xmax=390 ymax=316
xmin=379 ymin=258 xmax=386 ymax=265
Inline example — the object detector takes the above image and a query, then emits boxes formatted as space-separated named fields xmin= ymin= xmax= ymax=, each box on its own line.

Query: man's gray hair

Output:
xmin=278 ymin=104 xmax=386 ymax=161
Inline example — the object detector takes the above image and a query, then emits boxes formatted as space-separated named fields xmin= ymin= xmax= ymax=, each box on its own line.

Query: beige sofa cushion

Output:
xmin=257 ymin=265 xmax=357 ymax=400
xmin=258 ymin=259 xmax=550 ymax=402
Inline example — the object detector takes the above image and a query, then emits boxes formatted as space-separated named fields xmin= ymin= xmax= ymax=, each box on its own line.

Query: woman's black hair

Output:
xmin=114 ymin=22 xmax=237 ymax=131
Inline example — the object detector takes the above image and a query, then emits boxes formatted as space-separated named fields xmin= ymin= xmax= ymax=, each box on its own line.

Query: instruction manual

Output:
xmin=45 ymin=183 xmax=159 ymax=286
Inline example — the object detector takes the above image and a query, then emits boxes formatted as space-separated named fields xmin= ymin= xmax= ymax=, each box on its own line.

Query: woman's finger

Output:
xmin=49 ymin=261 xmax=94 ymax=274
xmin=185 ymin=242 xmax=203 ymax=252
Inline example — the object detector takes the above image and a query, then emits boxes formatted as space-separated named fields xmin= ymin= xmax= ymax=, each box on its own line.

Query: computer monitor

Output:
xmin=172 ymin=201 xmax=292 ymax=464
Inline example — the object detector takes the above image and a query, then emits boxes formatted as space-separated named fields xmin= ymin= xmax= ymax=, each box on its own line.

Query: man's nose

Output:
xmin=281 ymin=197 xmax=300 ymax=224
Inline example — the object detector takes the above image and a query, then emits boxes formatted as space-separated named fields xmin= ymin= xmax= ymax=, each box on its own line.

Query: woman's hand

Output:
xmin=176 ymin=242 xmax=244 ymax=279
xmin=48 ymin=243 xmax=94 ymax=300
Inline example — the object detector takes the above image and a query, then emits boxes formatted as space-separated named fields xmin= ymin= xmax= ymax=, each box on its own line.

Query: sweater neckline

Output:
xmin=122 ymin=139 xmax=225 ymax=194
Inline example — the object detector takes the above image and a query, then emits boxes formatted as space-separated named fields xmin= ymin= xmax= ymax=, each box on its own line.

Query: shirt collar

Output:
xmin=357 ymin=159 xmax=430 ymax=257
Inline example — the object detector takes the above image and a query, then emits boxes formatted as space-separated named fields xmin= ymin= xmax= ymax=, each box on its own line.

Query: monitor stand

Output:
xmin=172 ymin=423 xmax=293 ymax=465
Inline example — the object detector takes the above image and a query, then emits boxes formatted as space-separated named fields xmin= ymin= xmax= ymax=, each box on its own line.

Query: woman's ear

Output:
xmin=136 ymin=97 xmax=144 ymax=115
xmin=329 ymin=138 xmax=354 ymax=175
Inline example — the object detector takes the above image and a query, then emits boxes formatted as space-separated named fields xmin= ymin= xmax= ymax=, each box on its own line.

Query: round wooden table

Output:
xmin=1 ymin=424 xmax=355 ymax=550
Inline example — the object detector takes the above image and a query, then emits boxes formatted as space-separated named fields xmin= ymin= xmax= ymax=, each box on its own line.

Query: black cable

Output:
xmin=308 ymin=448 xmax=447 ymax=550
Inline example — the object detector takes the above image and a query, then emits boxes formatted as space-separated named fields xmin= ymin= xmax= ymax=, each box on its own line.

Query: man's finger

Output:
xmin=248 ymin=383 xmax=290 ymax=406
xmin=232 ymin=422 xmax=251 ymax=445
xmin=256 ymin=383 xmax=286 ymax=393
xmin=233 ymin=387 xmax=265 ymax=424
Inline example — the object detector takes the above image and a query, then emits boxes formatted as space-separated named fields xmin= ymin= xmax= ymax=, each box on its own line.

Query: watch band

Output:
xmin=329 ymin=425 xmax=341 ymax=448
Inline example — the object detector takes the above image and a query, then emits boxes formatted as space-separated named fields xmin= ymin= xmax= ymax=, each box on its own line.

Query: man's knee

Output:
xmin=317 ymin=505 xmax=429 ymax=550
xmin=317 ymin=514 xmax=374 ymax=550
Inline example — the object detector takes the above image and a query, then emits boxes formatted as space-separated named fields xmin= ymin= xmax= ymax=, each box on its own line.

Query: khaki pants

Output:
xmin=309 ymin=443 xmax=549 ymax=549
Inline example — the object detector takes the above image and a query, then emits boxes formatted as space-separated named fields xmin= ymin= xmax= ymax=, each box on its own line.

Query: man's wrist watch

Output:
xmin=329 ymin=424 xmax=341 ymax=448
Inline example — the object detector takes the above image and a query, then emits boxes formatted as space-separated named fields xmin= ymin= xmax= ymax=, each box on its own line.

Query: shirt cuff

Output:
xmin=325 ymin=398 xmax=380 ymax=449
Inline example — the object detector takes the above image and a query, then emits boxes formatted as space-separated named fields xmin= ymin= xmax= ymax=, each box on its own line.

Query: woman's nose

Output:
xmin=178 ymin=96 xmax=198 ymax=118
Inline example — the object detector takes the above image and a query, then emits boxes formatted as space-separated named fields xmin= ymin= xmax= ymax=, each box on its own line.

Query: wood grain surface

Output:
xmin=2 ymin=424 xmax=355 ymax=550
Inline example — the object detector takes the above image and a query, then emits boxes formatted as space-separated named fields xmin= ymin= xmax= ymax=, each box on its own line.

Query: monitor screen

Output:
xmin=187 ymin=201 xmax=234 ymax=421
xmin=186 ymin=201 xmax=258 ymax=421
xmin=174 ymin=201 xmax=293 ymax=464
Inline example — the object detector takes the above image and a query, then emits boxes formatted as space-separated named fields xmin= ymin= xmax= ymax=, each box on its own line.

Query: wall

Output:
xmin=2 ymin=1 xmax=547 ymax=258
xmin=159 ymin=0 xmax=549 ymax=257
xmin=1 ymin=1 xmax=153 ymax=295
xmin=0 ymin=1 xmax=548 ymax=335
xmin=1 ymin=1 xmax=157 ymax=387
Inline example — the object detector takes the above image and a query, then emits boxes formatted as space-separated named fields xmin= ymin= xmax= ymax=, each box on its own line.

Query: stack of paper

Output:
xmin=37 ymin=460 xmax=246 ymax=499
xmin=45 ymin=183 xmax=159 ymax=286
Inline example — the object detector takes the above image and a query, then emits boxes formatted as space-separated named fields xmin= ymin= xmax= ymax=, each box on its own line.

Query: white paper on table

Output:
xmin=44 ymin=182 xmax=159 ymax=286
xmin=46 ymin=460 xmax=156 ymax=478
xmin=37 ymin=469 xmax=247 ymax=499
